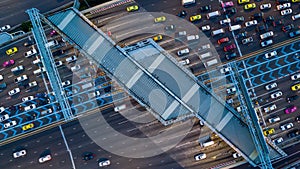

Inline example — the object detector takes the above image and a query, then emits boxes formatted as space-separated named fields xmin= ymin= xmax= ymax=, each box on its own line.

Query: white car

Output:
xmin=0 ymin=75 xmax=3 ymax=81
xmin=232 ymin=153 xmax=241 ymax=158
xmin=11 ymin=65 xmax=24 ymax=73
xmin=178 ymin=31 xmax=187 ymax=36
xmin=261 ymin=40 xmax=273 ymax=47
xmin=29 ymin=81 xmax=38 ymax=88
xmin=260 ymin=31 xmax=274 ymax=40
xmin=88 ymin=91 xmax=102 ymax=98
xmin=24 ymin=49 xmax=37 ymax=58
xmin=179 ymin=59 xmax=190 ymax=66
xmin=24 ymin=104 xmax=36 ymax=111
xmin=62 ymin=81 xmax=71 ymax=87
xmin=270 ymin=91 xmax=283 ymax=99
xmin=201 ymin=25 xmax=210 ymax=31
xmin=55 ymin=61 xmax=63 ymax=67
xmin=187 ymin=35 xmax=199 ymax=41
xmin=41 ymin=108 xmax=53 ymax=115
xmin=260 ymin=3 xmax=271 ymax=10
xmin=39 ymin=154 xmax=52 ymax=163
xmin=226 ymin=87 xmax=236 ymax=94
xmin=0 ymin=106 xmax=5 ymax=113
xmin=22 ymin=96 xmax=35 ymax=102
xmin=264 ymin=51 xmax=277 ymax=59
xmin=268 ymin=116 xmax=280 ymax=123
xmin=281 ymin=9 xmax=292 ymax=16
xmin=71 ymin=65 xmax=80 ymax=72
xmin=4 ymin=120 xmax=17 ymax=128
xmin=32 ymin=58 xmax=41 ymax=65
xmin=194 ymin=153 xmax=206 ymax=160
xmin=114 ymin=104 xmax=126 ymax=112
xmin=13 ymin=150 xmax=26 ymax=158
xmin=177 ymin=48 xmax=190 ymax=56
xmin=245 ymin=20 xmax=258 ymax=27
xmin=265 ymin=82 xmax=277 ymax=90
xmin=8 ymin=88 xmax=20 ymax=96
xmin=220 ymin=67 xmax=232 ymax=74
xmin=220 ymin=18 xmax=231 ymax=25
xmin=15 ymin=75 xmax=28 ymax=83
xmin=0 ymin=25 xmax=11 ymax=32
xmin=280 ymin=123 xmax=293 ymax=131
xmin=65 ymin=55 xmax=77 ymax=63
xmin=264 ymin=104 xmax=277 ymax=113
xmin=276 ymin=3 xmax=291 ymax=10
xmin=291 ymin=73 xmax=300 ymax=80
xmin=99 ymin=159 xmax=111 ymax=167
xmin=273 ymin=137 xmax=283 ymax=144
xmin=0 ymin=114 xmax=9 ymax=122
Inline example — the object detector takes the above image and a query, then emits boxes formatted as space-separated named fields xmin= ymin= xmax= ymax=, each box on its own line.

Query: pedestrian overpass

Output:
xmin=28 ymin=7 xmax=287 ymax=168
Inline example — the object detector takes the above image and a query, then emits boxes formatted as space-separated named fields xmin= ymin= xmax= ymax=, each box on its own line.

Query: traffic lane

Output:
xmin=0 ymin=0 xmax=73 ymax=26
xmin=63 ymin=118 xmax=184 ymax=169
xmin=0 ymin=126 xmax=72 ymax=169
xmin=272 ymin=143 xmax=300 ymax=169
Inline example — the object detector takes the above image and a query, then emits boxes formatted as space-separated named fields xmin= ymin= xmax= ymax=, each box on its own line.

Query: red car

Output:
xmin=221 ymin=1 xmax=234 ymax=8
xmin=217 ymin=37 xmax=229 ymax=44
xmin=285 ymin=105 xmax=297 ymax=114
xmin=223 ymin=44 xmax=236 ymax=52
xmin=3 ymin=59 xmax=15 ymax=67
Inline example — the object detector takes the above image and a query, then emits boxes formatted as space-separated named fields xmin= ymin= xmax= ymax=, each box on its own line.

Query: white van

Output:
xmin=81 ymin=82 xmax=93 ymax=90
xmin=206 ymin=11 xmax=221 ymax=19
xmin=204 ymin=59 xmax=218 ymax=68
xmin=199 ymin=52 xmax=212 ymax=59
xmin=292 ymin=13 xmax=300 ymax=20
xmin=211 ymin=28 xmax=225 ymax=36
xmin=201 ymin=140 xmax=215 ymax=148
xmin=229 ymin=24 xmax=242 ymax=31
xmin=114 ymin=104 xmax=126 ymax=112
xmin=45 ymin=40 xmax=58 ymax=48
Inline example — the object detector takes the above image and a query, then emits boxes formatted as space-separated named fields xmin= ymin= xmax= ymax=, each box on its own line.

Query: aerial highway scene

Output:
xmin=0 ymin=0 xmax=300 ymax=168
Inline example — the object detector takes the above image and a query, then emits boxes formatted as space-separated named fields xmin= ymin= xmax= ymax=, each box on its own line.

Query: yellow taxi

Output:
xmin=126 ymin=5 xmax=139 ymax=12
xmin=263 ymin=128 xmax=275 ymax=136
xmin=291 ymin=83 xmax=300 ymax=91
xmin=153 ymin=35 xmax=163 ymax=41
xmin=154 ymin=16 xmax=166 ymax=23
xmin=22 ymin=123 xmax=34 ymax=131
xmin=189 ymin=14 xmax=201 ymax=22
xmin=292 ymin=0 xmax=300 ymax=2
xmin=244 ymin=3 xmax=256 ymax=10
xmin=238 ymin=0 xmax=249 ymax=4
xmin=6 ymin=47 xmax=18 ymax=55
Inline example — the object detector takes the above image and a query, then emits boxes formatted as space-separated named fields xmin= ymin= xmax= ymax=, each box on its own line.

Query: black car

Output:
xmin=286 ymin=95 xmax=299 ymax=103
xmin=252 ymin=12 xmax=263 ymax=21
xmin=177 ymin=10 xmax=187 ymax=17
xmin=200 ymin=5 xmax=211 ymax=12
xmin=0 ymin=83 xmax=7 ymax=90
xmin=234 ymin=16 xmax=244 ymax=22
xmin=277 ymin=0 xmax=290 ymax=4
xmin=282 ymin=24 xmax=294 ymax=32
xmin=272 ymin=19 xmax=284 ymax=27
xmin=287 ymin=129 xmax=300 ymax=138
xmin=225 ymin=52 xmax=237 ymax=60
xmin=23 ymin=40 xmax=35 ymax=47
xmin=256 ymin=24 xmax=268 ymax=33
xmin=235 ymin=32 xmax=247 ymax=39
xmin=264 ymin=16 xmax=274 ymax=23
xmin=225 ymin=8 xmax=237 ymax=15
xmin=82 ymin=152 xmax=95 ymax=161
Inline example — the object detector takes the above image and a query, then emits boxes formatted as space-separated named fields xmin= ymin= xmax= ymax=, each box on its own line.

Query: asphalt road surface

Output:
xmin=0 ymin=0 xmax=73 ymax=27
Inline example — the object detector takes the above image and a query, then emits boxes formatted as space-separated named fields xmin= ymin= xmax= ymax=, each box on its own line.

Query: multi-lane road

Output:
xmin=1 ymin=0 xmax=300 ymax=169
